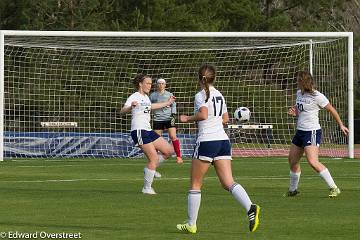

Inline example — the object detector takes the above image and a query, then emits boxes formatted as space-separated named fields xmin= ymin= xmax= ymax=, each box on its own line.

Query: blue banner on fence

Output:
xmin=4 ymin=132 xmax=196 ymax=158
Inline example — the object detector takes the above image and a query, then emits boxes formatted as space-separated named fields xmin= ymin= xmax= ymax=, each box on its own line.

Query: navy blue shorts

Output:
xmin=193 ymin=140 xmax=232 ymax=162
xmin=291 ymin=129 xmax=322 ymax=148
xmin=131 ymin=130 xmax=160 ymax=146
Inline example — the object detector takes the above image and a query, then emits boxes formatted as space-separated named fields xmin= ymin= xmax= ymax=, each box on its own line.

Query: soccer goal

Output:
xmin=0 ymin=31 xmax=354 ymax=160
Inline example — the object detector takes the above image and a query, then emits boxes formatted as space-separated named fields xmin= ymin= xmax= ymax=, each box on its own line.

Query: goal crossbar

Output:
xmin=0 ymin=31 xmax=353 ymax=38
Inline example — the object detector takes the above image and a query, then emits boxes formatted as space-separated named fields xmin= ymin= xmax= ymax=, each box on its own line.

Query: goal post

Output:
xmin=0 ymin=31 xmax=5 ymax=162
xmin=0 ymin=31 xmax=354 ymax=160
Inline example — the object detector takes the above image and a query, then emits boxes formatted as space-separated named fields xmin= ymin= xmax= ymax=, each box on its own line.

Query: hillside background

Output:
xmin=0 ymin=0 xmax=359 ymax=142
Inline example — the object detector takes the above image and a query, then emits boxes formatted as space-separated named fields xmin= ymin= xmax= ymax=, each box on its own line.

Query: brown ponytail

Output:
xmin=198 ymin=64 xmax=216 ymax=102
xmin=133 ymin=73 xmax=150 ymax=90
xmin=296 ymin=70 xmax=316 ymax=95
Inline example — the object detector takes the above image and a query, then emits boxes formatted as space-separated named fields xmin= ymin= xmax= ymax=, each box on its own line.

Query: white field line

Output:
xmin=9 ymin=162 xmax=280 ymax=168
xmin=7 ymin=159 xmax=359 ymax=169
xmin=0 ymin=174 xmax=359 ymax=183
xmin=15 ymin=163 xmax=148 ymax=168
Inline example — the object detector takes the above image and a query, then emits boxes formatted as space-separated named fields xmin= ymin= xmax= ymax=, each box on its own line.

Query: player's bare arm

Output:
xmin=222 ymin=112 xmax=229 ymax=124
xmin=120 ymin=101 xmax=138 ymax=114
xmin=324 ymin=103 xmax=349 ymax=136
xmin=152 ymin=95 xmax=176 ymax=110
xmin=180 ymin=106 xmax=208 ymax=123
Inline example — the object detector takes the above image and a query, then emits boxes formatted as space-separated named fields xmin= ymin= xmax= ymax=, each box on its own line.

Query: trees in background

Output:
xmin=0 ymin=0 xmax=354 ymax=32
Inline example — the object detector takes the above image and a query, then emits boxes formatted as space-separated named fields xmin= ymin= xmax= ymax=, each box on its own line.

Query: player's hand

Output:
xmin=167 ymin=96 xmax=176 ymax=106
xmin=131 ymin=101 xmax=138 ymax=108
xmin=288 ymin=106 xmax=297 ymax=117
xmin=339 ymin=124 xmax=349 ymax=136
xmin=180 ymin=115 xmax=189 ymax=123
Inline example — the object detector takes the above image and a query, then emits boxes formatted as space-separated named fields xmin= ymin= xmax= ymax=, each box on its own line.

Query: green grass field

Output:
xmin=0 ymin=157 xmax=359 ymax=240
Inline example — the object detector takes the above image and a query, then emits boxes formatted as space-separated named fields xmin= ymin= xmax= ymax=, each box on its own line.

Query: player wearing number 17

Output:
xmin=286 ymin=70 xmax=349 ymax=198
xmin=176 ymin=64 xmax=260 ymax=234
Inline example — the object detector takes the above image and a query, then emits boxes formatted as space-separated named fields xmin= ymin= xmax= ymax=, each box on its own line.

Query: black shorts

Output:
xmin=153 ymin=120 xmax=176 ymax=130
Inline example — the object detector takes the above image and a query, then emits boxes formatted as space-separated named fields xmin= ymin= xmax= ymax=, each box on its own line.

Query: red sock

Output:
xmin=172 ymin=139 xmax=181 ymax=158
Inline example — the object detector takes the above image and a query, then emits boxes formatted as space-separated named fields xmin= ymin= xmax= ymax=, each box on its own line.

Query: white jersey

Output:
xmin=124 ymin=92 xmax=152 ymax=131
xmin=195 ymin=86 xmax=229 ymax=142
xmin=295 ymin=90 xmax=329 ymax=131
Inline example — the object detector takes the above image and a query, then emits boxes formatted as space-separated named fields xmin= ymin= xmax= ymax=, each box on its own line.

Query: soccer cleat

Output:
xmin=142 ymin=187 xmax=157 ymax=195
xmin=176 ymin=157 xmax=183 ymax=164
xmin=284 ymin=189 xmax=300 ymax=197
xmin=154 ymin=171 xmax=162 ymax=178
xmin=329 ymin=187 xmax=341 ymax=198
xmin=247 ymin=204 xmax=261 ymax=232
xmin=176 ymin=222 xmax=197 ymax=234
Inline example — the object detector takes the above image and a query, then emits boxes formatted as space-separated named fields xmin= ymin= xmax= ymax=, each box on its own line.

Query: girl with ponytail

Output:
xmin=177 ymin=64 xmax=261 ymax=234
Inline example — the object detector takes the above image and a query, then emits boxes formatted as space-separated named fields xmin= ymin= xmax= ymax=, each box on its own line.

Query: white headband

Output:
xmin=157 ymin=78 xmax=166 ymax=84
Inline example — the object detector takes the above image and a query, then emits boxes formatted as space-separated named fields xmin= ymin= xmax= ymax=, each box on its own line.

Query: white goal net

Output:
xmin=0 ymin=32 xmax=354 ymax=159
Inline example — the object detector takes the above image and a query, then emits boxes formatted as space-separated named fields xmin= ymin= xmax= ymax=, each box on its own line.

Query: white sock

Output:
xmin=229 ymin=183 xmax=252 ymax=212
xmin=143 ymin=167 xmax=155 ymax=189
xmin=187 ymin=190 xmax=201 ymax=226
xmin=289 ymin=171 xmax=301 ymax=192
xmin=319 ymin=168 xmax=337 ymax=189
xmin=157 ymin=153 xmax=165 ymax=167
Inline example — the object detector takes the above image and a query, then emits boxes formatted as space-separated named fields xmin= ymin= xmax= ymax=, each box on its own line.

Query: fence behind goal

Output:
xmin=0 ymin=31 xmax=354 ymax=160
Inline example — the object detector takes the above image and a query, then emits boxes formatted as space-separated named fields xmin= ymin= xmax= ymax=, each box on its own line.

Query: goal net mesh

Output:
xmin=3 ymin=35 xmax=349 ymax=158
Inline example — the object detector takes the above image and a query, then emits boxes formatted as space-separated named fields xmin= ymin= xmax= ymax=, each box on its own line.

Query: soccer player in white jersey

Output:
xmin=286 ymin=70 xmax=349 ymax=198
xmin=150 ymin=78 xmax=183 ymax=165
xmin=176 ymin=64 xmax=260 ymax=234
xmin=120 ymin=73 xmax=176 ymax=195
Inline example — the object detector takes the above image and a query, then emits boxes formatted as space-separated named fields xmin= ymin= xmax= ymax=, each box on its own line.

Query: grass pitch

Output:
xmin=0 ymin=157 xmax=359 ymax=240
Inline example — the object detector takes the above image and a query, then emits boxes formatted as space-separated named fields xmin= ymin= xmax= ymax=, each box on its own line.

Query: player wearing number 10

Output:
xmin=286 ymin=70 xmax=349 ymax=198
xmin=176 ymin=64 xmax=260 ymax=234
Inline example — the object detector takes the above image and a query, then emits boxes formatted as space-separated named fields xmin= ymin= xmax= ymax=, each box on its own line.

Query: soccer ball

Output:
xmin=234 ymin=107 xmax=251 ymax=122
